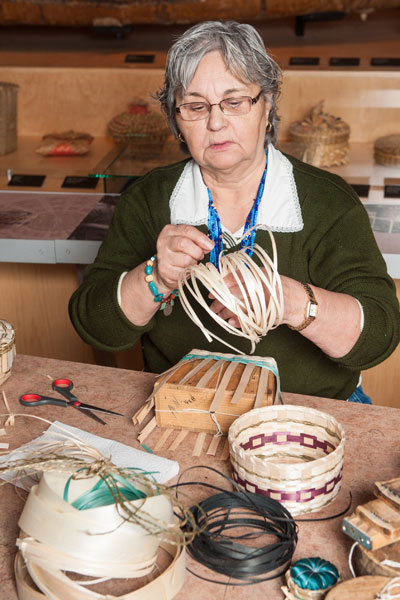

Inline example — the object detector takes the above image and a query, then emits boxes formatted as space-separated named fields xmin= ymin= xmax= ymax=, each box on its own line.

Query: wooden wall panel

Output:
xmin=0 ymin=67 xmax=165 ymax=137
xmin=0 ymin=262 xmax=96 ymax=364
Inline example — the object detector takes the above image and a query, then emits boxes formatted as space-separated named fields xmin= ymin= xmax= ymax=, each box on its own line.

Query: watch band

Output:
xmin=288 ymin=282 xmax=318 ymax=332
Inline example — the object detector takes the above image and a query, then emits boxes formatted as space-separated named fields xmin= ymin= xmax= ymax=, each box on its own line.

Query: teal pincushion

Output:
xmin=290 ymin=557 xmax=339 ymax=591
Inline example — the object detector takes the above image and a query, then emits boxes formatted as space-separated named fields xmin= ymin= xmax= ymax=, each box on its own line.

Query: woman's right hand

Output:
xmin=155 ymin=224 xmax=214 ymax=292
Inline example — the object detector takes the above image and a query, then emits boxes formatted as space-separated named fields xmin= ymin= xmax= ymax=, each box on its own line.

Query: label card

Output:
xmin=8 ymin=174 xmax=46 ymax=187
xmin=330 ymin=57 xmax=360 ymax=67
xmin=351 ymin=183 xmax=370 ymax=198
xmin=125 ymin=54 xmax=155 ymax=64
xmin=384 ymin=185 xmax=400 ymax=199
xmin=289 ymin=57 xmax=320 ymax=66
xmin=371 ymin=58 xmax=400 ymax=67
xmin=62 ymin=176 xmax=98 ymax=189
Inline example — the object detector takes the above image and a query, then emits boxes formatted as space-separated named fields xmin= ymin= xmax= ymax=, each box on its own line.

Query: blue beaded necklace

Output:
xmin=207 ymin=150 xmax=268 ymax=269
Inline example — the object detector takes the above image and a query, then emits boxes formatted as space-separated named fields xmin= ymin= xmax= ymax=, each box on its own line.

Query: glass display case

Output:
xmin=90 ymin=137 xmax=188 ymax=193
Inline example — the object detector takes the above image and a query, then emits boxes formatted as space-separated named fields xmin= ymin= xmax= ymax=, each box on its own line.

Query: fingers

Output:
xmin=155 ymin=225 xmax=214 ymax=290
xmin=209 ymin=299 xmax=240 ymax=328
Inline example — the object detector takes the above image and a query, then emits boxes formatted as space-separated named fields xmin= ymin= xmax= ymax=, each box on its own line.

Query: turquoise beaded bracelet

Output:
xmin=144 ymin=256 xmax=179 ymax=313
xmin=145 ymin=256 xmax=164 ymax=302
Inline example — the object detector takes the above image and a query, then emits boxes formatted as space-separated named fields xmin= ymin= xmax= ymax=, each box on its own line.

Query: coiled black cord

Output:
xmin=174 ymin=466 xmax=298 ymax=586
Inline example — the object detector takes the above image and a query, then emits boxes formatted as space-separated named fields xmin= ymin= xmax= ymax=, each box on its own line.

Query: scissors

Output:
xmin=20 ymin=378 xmax=124 ymax=426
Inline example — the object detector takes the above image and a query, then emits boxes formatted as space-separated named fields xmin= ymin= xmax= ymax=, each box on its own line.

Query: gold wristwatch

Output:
xmin=288 ymin=282 xmax=318 ymax=332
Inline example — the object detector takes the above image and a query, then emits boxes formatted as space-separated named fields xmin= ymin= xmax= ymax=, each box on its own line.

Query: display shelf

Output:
xmin=90 ymin=136 xmax=188 ymax=193
xmin=0 ymin=136 xmax=115 ymax=192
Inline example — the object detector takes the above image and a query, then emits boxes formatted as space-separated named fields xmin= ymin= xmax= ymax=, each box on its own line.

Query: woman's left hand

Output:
xmin=209 ymin=272 xmax=261 ymax=328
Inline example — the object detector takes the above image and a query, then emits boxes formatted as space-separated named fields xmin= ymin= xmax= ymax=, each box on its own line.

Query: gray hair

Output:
xmin=155 ymin=20 xmax=282 ymax=148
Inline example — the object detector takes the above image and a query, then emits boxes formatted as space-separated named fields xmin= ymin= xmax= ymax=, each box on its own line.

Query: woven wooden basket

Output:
xmin=0 ymin=319 xmax=16 ymax=386
xmin=228 ymin=404 xmax=345 ymax=516
xmin=107 ymin=106 xmax=170 ymax=158
xmin=289 ymin=101 xmax=350 ymax=168
xmin=374 ymin=134 xmax=400 ymax=166
xmin=0 ymin=82 xmax=18 ymax=156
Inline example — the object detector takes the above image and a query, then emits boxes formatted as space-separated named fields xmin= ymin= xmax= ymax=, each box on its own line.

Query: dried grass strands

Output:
xmin=178 ymin=227 xmax=284 ymax=354
xmin=0 ymin=416 xmax=204 ymax=546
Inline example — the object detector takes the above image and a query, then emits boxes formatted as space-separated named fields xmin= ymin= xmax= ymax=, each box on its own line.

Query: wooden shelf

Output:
xmin=0 ymin=136 xmax=115 ymax=192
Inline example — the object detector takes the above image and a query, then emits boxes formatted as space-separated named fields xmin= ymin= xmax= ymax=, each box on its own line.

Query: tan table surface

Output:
xmin=1 ymin=354 xmax=400 ymax=599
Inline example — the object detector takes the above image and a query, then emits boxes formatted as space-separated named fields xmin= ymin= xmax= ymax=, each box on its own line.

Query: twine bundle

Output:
xmin=228 ymin=405 xmax=345 ymax=516
xmin=178 ymin=228 xmax=284 ymax=355
xmin=0 ymin=319 xmax=16 ymax=386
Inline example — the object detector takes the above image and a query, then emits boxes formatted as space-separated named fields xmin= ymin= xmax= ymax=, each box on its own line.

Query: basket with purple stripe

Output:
xmin=228 ymin=405 xmax=345 ymax=516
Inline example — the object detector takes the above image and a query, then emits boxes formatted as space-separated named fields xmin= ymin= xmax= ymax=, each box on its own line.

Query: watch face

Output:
xmin=307 ymin=303 xmax=318 ymax=319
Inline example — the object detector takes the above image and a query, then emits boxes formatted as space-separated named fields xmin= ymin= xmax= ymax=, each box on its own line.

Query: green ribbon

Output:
xmin=63 ymin=467 xmax=159 ymax=510
xmin=181 ymin=352 xmax=281 ymax=400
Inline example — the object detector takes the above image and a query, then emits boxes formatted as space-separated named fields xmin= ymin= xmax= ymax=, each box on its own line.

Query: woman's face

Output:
xmin=176 ymin=50 xmax=270 ymax=176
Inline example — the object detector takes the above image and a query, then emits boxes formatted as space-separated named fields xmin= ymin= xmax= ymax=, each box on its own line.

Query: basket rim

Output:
xmin=228 ymin=404 xmax=345 ymax=469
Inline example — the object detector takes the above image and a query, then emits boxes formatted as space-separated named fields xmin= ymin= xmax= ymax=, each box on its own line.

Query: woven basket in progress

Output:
xmin=228 ymin=404 xmax=345 ymax=516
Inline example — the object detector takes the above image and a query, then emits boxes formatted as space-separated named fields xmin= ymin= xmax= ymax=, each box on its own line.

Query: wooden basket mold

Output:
xmin=0 ymin=319 xmax=16 ymax=386
xmin=154 ymin=350 xmax=280 ymax=436
xmin=228 ymin=404 xmax=345 ymax=516
xmin=0 ymin=82 xmax=18 ymax=156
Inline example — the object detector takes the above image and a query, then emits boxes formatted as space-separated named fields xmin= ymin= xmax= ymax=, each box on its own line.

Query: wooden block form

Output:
xmin=356 ymin=497 xmax=400 ymax=537
xmin=342 ymin=510 xmax=400 ymax=552
xmin=154 ymin=352 xmax=278 ymax=435
xmin=376 ymin=477 xmax=400 ymax=509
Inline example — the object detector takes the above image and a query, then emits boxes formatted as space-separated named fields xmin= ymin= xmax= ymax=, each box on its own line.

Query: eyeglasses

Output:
xmin=175 ymin=90 xmax=263 ymax=121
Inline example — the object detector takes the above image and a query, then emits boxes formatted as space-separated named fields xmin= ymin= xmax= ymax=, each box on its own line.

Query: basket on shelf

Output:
xmin=0 ymin=320 xmax=16 ymax=386
xmin=228 ymin=404 xmax=345 ymax=516
xmin=289 ymin=101 xmax=350 ymax=168
xmin=0 ymin=82 xmax=18 ymax=156
xmin=374 ymin=134 xmax=400 ymax=166
xmin=107 ymin=97 xmax=170 ymax=158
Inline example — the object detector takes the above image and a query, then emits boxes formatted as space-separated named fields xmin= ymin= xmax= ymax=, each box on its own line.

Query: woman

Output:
xmin=69 ymin=21 xmax=399 ymax=401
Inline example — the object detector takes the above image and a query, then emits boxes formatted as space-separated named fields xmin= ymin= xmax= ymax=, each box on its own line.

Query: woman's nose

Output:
xmin=207 ymin=104 xmax=228 ymax=130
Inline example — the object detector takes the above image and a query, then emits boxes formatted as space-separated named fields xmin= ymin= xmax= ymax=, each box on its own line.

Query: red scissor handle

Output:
xmin=19 ymin=394 xmax=67 ymax=407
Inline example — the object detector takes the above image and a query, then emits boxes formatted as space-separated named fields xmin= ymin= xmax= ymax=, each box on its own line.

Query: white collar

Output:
xmin=169 ymin=144 xmax=303 ymax=234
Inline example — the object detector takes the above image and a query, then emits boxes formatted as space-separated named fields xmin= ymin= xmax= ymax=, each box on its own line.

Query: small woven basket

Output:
xmin=286 ymin=571 xmax=330 ymax=600
xmin=107 ymin=99 xmax=170 ymax=158
xmin=374 ymin=134 xmax=400 ymax=166
xmin=289 ymin=101 xmax=350 ymax=168
xmin=0 ymin=319 xmax=16 ymax=386
xmin=0 ymin=82 xmax=18 ymax=156
xmin=228 ymin=404 xmax=345 ymax=516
